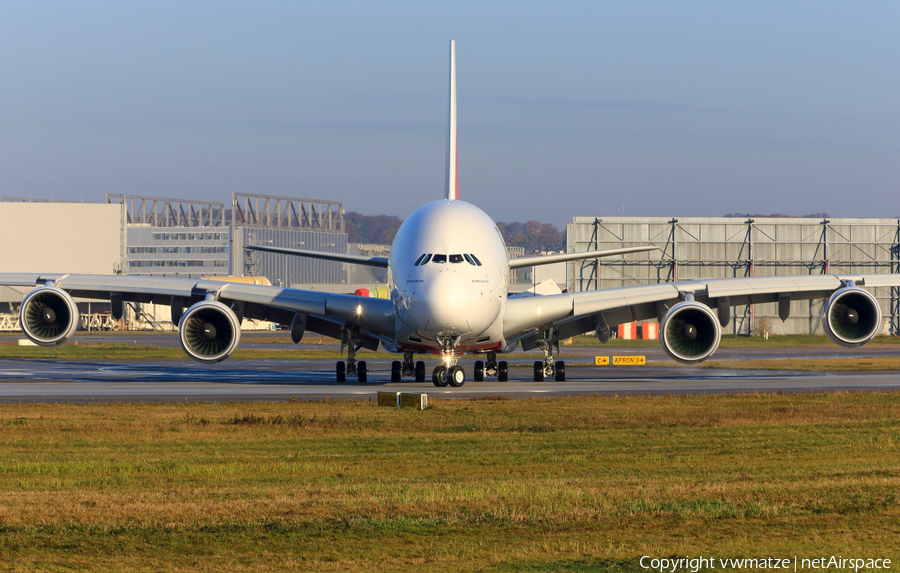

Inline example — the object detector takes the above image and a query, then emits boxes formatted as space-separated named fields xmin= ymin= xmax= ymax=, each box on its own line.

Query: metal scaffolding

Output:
xmin=231 ymin=193 xmax=343 ymax=232
xmin=107 ymin=194 xmax=227 ymax=227
xmin=570 ymin=217 xmax=900 ymax=336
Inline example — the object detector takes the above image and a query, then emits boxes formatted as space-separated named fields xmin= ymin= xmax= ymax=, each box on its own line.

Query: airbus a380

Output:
xmin=2 ymin=41 xmax=899 ymax=388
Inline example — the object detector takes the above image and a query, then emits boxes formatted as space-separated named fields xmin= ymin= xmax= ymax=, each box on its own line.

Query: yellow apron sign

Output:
xmin=613 ymin=356 xmax=646 ymax=366
xmin=594 ymin=356 xmax=610 ymax=366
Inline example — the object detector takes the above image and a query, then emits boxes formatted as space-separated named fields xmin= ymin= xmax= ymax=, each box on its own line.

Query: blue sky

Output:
xmin=1 ymin=1 xmax=898 ymax=226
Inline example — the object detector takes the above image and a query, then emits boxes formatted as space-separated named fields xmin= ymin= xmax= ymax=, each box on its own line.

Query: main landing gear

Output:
xmin=473 ymin=352 xmax=508 ymax=382
xmin=334 ymin=331 xmax=515 ymax=385
xmin=336 ymin=327 xmax=367 ymax=383
xmin=391 ymin=351 xmax=426 ymax=382
xmin=532 ymin=327 xmax=566 ymax=382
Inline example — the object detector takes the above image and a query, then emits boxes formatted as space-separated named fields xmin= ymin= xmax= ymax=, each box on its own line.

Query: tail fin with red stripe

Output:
xmin=444 ymin=40 xmax=458 ymax=201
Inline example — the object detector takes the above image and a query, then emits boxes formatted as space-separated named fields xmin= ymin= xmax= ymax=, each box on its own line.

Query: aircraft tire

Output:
xmin=497 ymin=361 xmax=508 ymax=382
xmin=473 ymin=360 xmax=484 ymax=382
xmin=336 ymin=361 xmax=346 ymax=383
xmin=432 ymin=365 xmax=449 ymax=387
xmin=533 ymin=361 xmax=544 ymax=382
xmin=415 ymin=361 xmax=426 ymax=382
xmin=391 ymin=360 xmax=402 ymax=382
xmin=555 ymin=360 xmax=566 ymax=382
xmin=448 ymin=365 xmax=465 ymax=387
xmin=358 ymin=360 xmax=367 ymax=383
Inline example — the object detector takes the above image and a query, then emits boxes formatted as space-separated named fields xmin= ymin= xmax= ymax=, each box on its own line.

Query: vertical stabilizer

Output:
xmin=444 ymin=40 xmax=458 ymax=201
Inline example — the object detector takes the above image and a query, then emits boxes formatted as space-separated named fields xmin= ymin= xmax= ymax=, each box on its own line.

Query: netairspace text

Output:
xmin=640 ymin=556 xmax=893 ymax=572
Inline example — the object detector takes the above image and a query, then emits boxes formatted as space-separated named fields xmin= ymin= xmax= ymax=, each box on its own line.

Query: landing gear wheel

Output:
xmin=391 ymin=360 xmax=402 ymax=382
xmin=473 ymin=360 xmax=484 ymax=382
xmin=555 ymin=360 xmax=566 ymax=382
xmin=336 ymin=361 xmax=346 ymax=383
xmin=497 ymin=361 xmax=508 ymax=382
xmin=432 ymin=365 xmax=449 ymax=387
xmin=533 ymin=361 xmax=544 ymax=382
xmin=415 ymin=361 xmax=426 ymax=382
xmin=448 ymin=365 xmax=465 ymax=387
xmin=357 ymin=360 xmax=367 ymax=383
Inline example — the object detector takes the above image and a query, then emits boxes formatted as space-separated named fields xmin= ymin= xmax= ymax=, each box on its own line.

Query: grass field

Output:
xmin=0 ymin=394 xmax=898 ymax=571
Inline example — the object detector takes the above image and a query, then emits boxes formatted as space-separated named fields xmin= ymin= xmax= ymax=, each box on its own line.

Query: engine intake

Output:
xmin=823 ymin=287 xmax=881 ymax=347
xmin=178 ymin=300 xmax=241 ymax=363
xmin=659 ymin=300 xmax=721 ymax=363
xmin=20 ymin=286 xmax=79 ymax=347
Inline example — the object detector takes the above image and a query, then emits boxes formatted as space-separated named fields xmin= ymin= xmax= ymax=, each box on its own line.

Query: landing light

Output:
xmin=537 ymin=305 xmax=541 ymax=315
xmin=356 ymin=304 xmax=362 ymax=316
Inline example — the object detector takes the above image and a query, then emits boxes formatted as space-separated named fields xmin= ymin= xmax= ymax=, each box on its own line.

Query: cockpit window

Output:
xmin=463 ymin=254 xmax=476 ymax=266
xmin=470 ymin=254 xmax=483 ymax=266
xmin=420 ymin=254 xmax=432 ymax=265
xmin=414 ymin=254 xmax=427 ymax=266
xmin=449 ymin=254 xmax=463 ymax=263
xmin=432 ymin=254 xmax=447 ymax=264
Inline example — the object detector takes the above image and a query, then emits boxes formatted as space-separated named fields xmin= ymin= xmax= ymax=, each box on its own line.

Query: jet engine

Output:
xmin=19 ymin=285 xmax=79 ymax=347
xmin=178 ymin=300 xmax=241 ymax=363
xmin=822 ymin=287 xmax=881 ymax=347
xmin=659 ymin=300 xmax=721 ymax=364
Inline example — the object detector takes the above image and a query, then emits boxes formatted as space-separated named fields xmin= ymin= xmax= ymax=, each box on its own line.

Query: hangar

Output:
xmin=567 ymin=216 xmax=900 ymax=335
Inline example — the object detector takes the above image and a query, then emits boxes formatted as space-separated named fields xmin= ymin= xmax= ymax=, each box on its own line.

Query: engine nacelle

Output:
xmin=178 ymin=300 xmax=241 ymax=363
xmin=19 ymin=285 xmax=79 ymax=347
xmin=659 ymin=300 xmax=721 ymax=364
xmin=822 ymin=287 xmax=881 ymax=348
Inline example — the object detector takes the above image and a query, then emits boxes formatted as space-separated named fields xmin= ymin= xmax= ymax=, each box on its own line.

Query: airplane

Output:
xmin=2 ymin=40 xmax=899 ymax=388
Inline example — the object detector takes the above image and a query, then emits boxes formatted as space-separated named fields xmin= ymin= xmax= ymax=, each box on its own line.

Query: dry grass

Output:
xmin=0 ymin=394 xmax=898 ymax=571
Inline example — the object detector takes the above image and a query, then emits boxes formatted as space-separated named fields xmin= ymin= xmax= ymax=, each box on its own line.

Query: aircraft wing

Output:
xmin=508 ymin=246 xmax=657 ymax=269
xmin=503 ymin=273 xmax=900 ymax=348
xmin=244 ymin=245 xmax=389 ymax=267
xmin=0 ymin=272 xmax=395 ymax=346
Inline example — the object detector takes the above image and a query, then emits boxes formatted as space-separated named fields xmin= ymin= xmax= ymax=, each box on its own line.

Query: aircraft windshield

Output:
xmin=414 ymin=253 xmax=480 ymax=266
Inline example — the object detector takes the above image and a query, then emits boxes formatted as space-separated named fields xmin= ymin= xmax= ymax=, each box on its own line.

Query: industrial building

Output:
xmin=1 ymin=193 xmax=349 ymax=330
xmin=567 ymin=216 xmax=900 ymax=335
xmin=111 ymin=193 xmax=346 ymax=284
xmin=0 ymin=198 xmax=123 ymax=329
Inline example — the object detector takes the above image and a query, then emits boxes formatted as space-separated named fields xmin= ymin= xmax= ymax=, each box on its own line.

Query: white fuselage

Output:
xmin=388 ymin=200 xmax=509 ymax=353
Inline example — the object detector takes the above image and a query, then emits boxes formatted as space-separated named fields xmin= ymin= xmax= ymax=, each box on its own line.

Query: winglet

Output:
xmin=444 ymin=40 xmax=458 ymax=201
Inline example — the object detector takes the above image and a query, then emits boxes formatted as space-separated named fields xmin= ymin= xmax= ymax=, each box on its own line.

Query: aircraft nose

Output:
xmin=405 ymin=273 xmax=498 ymax=335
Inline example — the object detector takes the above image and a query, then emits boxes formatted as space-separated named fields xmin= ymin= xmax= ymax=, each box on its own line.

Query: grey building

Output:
xmin=112 ymin=193 xmax=347 ymax=285
xmin=567 ymin=217 xmax=900 ymax=336
xmin=0 ymin=198 xmax=123 ymax=327
xmin=231 ymin=193 xmax=346 ymax=285
xmin=127 ymin=226 xmax=231 ymax=278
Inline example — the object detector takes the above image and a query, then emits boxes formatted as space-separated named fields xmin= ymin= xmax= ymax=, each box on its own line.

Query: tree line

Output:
xmin=345 ymin=212 xmax=566 ymax=252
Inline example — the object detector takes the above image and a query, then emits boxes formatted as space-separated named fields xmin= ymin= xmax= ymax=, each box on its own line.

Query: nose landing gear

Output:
xmin=432 ymin=364 xmax=465 ymax=387
xmin=432 ymin=334 xmax=465 ymax=387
